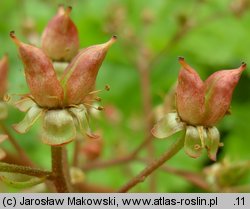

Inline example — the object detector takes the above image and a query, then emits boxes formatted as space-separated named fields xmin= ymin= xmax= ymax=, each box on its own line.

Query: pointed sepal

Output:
xmin=151 ymin=112 xmax=185 ymax=139
xmin=184 ymin=126 xmax=203 ymax=158
xmin=205 ymin=127 xmax=220 ymax=161
xmin=12 ymin=105 xmax=43 ymax=134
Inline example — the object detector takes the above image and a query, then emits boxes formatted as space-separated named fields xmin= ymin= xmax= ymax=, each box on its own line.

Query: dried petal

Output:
xmin=42 ymin=109 xmax=76 ymax=145
xmin=151 ymin=112 xmax=185 ymax=139
xmin=61 ymin=36 xmax=117 ymax=105
xmin=0 ymin=55 xmax=8 ymax=99
xmin=204 ymin=63 xmax=246 ymax=126
xmin=176 ymin=57 xmax=205 ymax=125
xmin=41 ymin=6 xmax=79 ymax=61
xmin=10 ymin=31 xmax=64 ymax=108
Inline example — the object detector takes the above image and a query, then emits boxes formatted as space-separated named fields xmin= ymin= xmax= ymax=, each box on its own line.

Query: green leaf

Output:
xmin=151 ymin=112 xmax=185 ymax=139
xmin=12 ymin=105 xmax=43 ymax=134
xmin=0 ymin=172 xmax=45 ymax=189
xmin=184 ymin=126 xmax=203 ymax=158
xmin=42 ymin=109 xmax=76 ymax=145
xmin=206 ymin=127 xmax=220 ymax=161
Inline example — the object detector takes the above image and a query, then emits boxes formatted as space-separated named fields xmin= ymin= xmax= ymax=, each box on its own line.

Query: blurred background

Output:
xmin=0 ymin=0 xmax=250 ymax=192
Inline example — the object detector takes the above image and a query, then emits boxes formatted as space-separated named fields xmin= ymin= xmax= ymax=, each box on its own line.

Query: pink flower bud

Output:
xmin=41 ymin=6 xmax=79 ymax=61
xmin=176 ymin=57 xmax=205 ymax=125
xmin=176 ymin=58 xmax=246 ymax=126
xmin=61 ymin=36 xmax=117 ymax=105
xmin=10 ymin=31 xmax=64 ymax=108
xmin=0 ymin=55 xmax=8 ymax=99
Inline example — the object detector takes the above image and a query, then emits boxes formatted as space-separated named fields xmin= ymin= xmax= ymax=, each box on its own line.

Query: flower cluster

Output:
xmin=10 ymin=6 xmax=116 ymax=146
xmin=152 ymin=57 xmax=246 ymax=161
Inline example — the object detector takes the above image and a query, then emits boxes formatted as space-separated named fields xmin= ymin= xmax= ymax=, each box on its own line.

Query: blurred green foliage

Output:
xmin=0 ymin=0 xmax=250 ymax=192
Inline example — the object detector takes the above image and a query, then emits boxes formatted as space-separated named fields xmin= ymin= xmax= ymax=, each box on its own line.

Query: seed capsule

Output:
xmin=10 ymin=31 xmax=64 ymax=108
xmin=203 ymin=63 xmax=246 ymax=126
xmin=61 ymin=36 xmax=117 ymax=105
xmin=41 ymin=6 xmax=79 ymax=61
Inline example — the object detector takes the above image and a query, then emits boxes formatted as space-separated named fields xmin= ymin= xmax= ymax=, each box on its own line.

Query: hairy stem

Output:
xmin=51 ymin=146 xmax=71 ymax=193
xmin=117 ymin=136 xmax=185 ymax=192
xmin=0 ymin=162 xmax=52 ymax=179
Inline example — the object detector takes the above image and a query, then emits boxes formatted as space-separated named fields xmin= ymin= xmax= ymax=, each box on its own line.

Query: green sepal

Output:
xmin=151 ymin=112 xmax=185 ymax=139
xmin=14 ymin=97 xmax=36 ymax=112
xmin=0 ymin=172 xmax=45 ymax=189
xmin=12 ymin=105 xmax=43 ymax=134
xmin=69 ymin=104 xmax=97 ymax=138
xmin=206 ymin=127 xmax=220 ymax=161
xmin=184 ymin=126 xmax=203 ymax=158
xmin=42 ymin=109 xmax=76 ymax=145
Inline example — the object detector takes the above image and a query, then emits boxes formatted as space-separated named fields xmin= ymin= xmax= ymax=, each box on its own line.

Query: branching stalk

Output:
xmin=117 ymin=136 xmax=185 ymax=192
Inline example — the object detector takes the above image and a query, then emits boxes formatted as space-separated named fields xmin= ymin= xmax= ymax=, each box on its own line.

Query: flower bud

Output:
xmin=0 ymin=54 xmax=8 ymax=99
xmin=41 ymin=6 xmax=79 ymax=61
xmin=61 ymin=36 xmax=117 ymax=105
xmin=10 ymin=31 xmax=64 ymax=108
xmin=176 ymin=57 xmax=205 ymax=125
xmin=81 ymin=134 xmax=103 ymax=161
xmin=203 ymin=63 xmax=246 ymax=126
